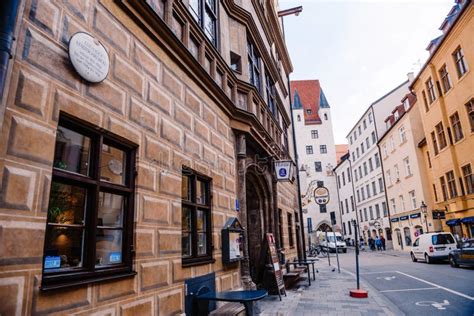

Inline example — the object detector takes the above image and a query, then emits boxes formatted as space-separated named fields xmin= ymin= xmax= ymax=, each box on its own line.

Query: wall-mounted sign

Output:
xmin=400 ymin=215 xmax=409 ymax=221
xmin=410 ymin=213 xmax=421 ymax=219
xmin=274 ymin=160 xmax=293 ymax=181
xmin=307 ymin=217 xmax=312 ymax=233
xmin=68 ymin=32 xmax=110 ymax=83
xmin=314 ymin=186 xmax=329 ymax=205
xmin=44 ymin=256 xmax=61 ymax=269
xmin=432 ymin=211 xmax=446 ymax=220
xmin=390 ymin=218 xmax=399 ymax=222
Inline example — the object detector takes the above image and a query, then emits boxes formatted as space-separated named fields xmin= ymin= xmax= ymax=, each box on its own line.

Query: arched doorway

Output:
xmin=315 ymin=222 xmax=332 ymax=232
xmin=403 ymin=227 xmax=412 ymax=246
xmin=245 ymin=168 xmax=271 ymax=284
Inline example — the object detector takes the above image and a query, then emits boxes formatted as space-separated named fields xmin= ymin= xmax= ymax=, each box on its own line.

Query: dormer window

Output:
xmin=394 ymin=111 xmax=399 ymax=120
xmin=403 ymin=99 xmax=410 ymax=111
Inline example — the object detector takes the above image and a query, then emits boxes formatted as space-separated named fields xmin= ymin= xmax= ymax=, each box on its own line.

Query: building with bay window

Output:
xmin=0 ymin=0 xmax=302 ymax=314
xmin=410 ymin=0 xmax=474 ymax=239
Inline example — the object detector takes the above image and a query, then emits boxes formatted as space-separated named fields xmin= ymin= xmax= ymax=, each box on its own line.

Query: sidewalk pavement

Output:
xmin=257 ymin=260 xmax=404 ymax=316
xmin=347 ymin=246 xmax=411 ymax=258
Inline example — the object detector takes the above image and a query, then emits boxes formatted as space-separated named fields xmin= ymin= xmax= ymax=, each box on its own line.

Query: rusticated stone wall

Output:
xmin=0 ymin=0 xmax=240 ymax=314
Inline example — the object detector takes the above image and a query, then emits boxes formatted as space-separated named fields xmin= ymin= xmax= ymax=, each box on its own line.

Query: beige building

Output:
xmin=411 ymin=0 xmax=474 ymax=240
xmin=379 ymin=94 xmax=436 ymax=252
xmin=0 ymin=0 xmax=302 ymax=315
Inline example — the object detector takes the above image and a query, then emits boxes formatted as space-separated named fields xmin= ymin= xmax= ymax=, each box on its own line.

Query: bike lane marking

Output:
xmin=396 ymin=271 xmax=474 ymax=301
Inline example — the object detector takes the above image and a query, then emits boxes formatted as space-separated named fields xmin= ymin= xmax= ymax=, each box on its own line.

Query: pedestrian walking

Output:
xmin=381 ymin=235 xmax=386 ymax=251
xmin=375 ymin=236 xmax=382 ymax=251
xmin=368 ymin=237 xmax=375 ymax=251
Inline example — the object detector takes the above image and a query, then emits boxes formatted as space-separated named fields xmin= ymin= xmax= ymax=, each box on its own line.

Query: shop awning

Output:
xmin=461 ymin=216 xmax=474 ymax=224
xmin=446 ymin=219 xmax=461 ymax=226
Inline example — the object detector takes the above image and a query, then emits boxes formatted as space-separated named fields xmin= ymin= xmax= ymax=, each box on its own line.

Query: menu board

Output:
xmin=229 ymin=232 xmax=242 ymax=260
xmin=266 ymin=233 xmax=285 ymax=298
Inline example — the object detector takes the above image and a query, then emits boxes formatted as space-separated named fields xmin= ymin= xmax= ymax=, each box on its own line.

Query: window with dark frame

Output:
xmin=181 ymin=168 xmax=213 ymax=266
xmin=422 ymin=90 xmax=429 ymax=112
xmin=314 ymin=161 xmax=322 ymax=172
xmin=287 ymin=213 xmax=294 ymax=247
xmin=450 ymin=112 xmax=464 ymax=142
xmin=230 ymin=51 xmax=242 ymax=73
xmin=311 ymin=130 xmax=318 ymax=139
xmin=433 ymin=184 xmax=439 ymax=202
xmin=425 ymin=78 xmax=436 ymax=104
xmin=465 ymin=99 xmax=474 ymax=132
xmin=440 ymin=176 xmax=449 ymax=201
xmin=320 ymin=145 xmax=327 ymax=154
xmin=306 ymin=145 xmax=313 ymax=155
xmin=188 ymin=0 xmax=218 ymax=46
xmin=452 ymin=46 xmax=468 ymax=78
xmin=435 ymin=122 xmax=447 ymax=149
xmin=265 ymin=70 xmax=277 ymax=116
xmin=278 ymin=209 xmax=284 ymax=248
xmin=431 ymin=131 xmax=439 ymax=155
xmin=41 ymin=114 xmax=137 ymax=290
xmin=446 ymin=171 xmax=458 ymax=199
xmin=462 ymin=164 xmax=474 ymax=195
xmin=439 ymin=64 xmax=452 ymax=93
xmin=248 ymin=40 xmax=262 ymax=94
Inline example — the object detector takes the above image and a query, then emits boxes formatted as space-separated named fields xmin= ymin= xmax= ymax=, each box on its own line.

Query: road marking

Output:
xmin=376 ymin=276 xmax=396 ymax=281
xmin=396 ymin=271 xmax=474 ymax=301
xmin=359 ymin=271 xmax=397 ymax=275
xmin=416 ymin=300 xmax=450 ymax=310
xmin=380 ymin=287 xmax=439 ymax=293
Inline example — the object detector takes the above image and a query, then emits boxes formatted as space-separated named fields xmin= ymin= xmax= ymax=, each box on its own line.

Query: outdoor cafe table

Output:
xmin=195 ymin=289 xmax=268 ymax=315
xmin=293 ymin=258 xmax=317 ymax=281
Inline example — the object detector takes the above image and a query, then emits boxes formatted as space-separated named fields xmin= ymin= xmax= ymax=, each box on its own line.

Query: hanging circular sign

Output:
xmin=313 ymin=186 xmax=329 ymax=205
xmin=68 ymin=32 xmax=109 ymax=83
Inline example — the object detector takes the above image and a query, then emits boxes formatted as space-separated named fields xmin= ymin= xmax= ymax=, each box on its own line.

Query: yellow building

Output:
xmin=411 ymin=0 xmax=474 ymax=239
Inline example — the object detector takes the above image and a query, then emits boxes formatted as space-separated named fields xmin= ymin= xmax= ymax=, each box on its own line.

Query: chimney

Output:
xmin=407 ymin=72 xmax=414 ymax=82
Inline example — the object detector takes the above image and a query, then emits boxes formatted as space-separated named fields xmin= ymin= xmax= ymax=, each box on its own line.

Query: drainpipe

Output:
xmin=287 ymin=74 xmax=307 ymax=261
xmin=0 ymin=0 xmax=20 ymax=101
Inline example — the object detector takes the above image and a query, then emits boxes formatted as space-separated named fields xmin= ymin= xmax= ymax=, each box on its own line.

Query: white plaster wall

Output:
xmin=293 ymin=107 xmax=339 ymax=238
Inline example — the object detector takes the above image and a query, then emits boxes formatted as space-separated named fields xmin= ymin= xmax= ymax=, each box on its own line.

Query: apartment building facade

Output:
xmin=379 ymin=94 xmax=436 ymax=251
xmin=291 ymin=80 xmax=339 ymax=238
xmin=347 ymin=77 xmax=412 ymax=248
xmin=0 ymin=0 xmax=302 ymax=314
xmin=411 ymin=0 xmax=474 ymax=239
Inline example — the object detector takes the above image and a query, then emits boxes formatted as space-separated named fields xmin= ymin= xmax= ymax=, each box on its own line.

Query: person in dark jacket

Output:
xmin=381 ymin=235 xmax=386 ymax=251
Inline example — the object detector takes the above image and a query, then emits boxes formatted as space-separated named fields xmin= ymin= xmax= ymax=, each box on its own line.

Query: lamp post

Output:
xmin=420 ymin=201 xmax=428 ymax=233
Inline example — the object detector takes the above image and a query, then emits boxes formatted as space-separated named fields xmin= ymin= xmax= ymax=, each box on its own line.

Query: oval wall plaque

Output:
xmin=68 ymin=32 xmax=109 ymax=83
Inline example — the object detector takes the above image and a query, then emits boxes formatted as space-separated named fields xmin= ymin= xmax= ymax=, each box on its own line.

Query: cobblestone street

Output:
xmin=258 ymin=259 xmax=402 ymax=316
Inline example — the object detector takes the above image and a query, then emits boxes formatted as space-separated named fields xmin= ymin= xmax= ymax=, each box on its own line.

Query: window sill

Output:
xmin=40 ymin=270 xmax=136 ymax=291
xmin=182 ymin=258 xmax=215 ymax=268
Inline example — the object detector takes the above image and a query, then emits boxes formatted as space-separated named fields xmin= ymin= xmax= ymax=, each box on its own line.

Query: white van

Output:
xmin=411 ymin=232 xmax=457 ymax=264
xmin=315 ymin=231 xmax=347 ymax=253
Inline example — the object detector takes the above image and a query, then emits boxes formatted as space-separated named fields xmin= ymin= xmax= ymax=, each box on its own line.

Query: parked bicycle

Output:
xmin=307 ymin=244 xmax=327 ymax=257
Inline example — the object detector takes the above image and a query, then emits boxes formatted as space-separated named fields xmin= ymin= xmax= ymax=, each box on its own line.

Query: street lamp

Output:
xmin=420 ymin=201 xmax=428 ymax=233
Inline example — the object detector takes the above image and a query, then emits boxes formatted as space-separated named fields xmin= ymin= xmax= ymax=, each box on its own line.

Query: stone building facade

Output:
xmin=0 ymin=0 xmax=301 ymax=315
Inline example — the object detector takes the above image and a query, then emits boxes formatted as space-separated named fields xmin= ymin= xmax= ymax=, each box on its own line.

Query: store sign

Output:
xmin=68 ymin=32 xmax=110 ymax=83
xmin=314 ymin=186 xmax=330 ymax=205
xmin=410 ymin=213 xmax=421 ymax=219
xmin=432 ymin=211 xmax=446 ymax=220
xmin=390 ymin=218 xmax=399 ymax=222
xmin=44 ymin=256 xmax=61 ymax=269
xmin=274 ymin=160 xmax=293 ymax=181
xmin=307 ymin=217 xmax=313 ymax=233
xmin=400 ymin=215 xmax=409 ymax=221
xmin=109 ymin=252 xmax=122 ymax=263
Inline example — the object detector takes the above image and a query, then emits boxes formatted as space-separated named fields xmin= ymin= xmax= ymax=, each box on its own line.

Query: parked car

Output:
xmin=315 ymin=231 xmax=347 ymax=253
xmin=449 ymin=239 xmax=474 ymax=268
xmin=411 ymin=232 xmax=457 ymax=264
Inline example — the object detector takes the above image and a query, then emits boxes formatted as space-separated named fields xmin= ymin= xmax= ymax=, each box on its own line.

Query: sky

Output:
xmin=280 ymin=0 xmax=456 ymax=144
